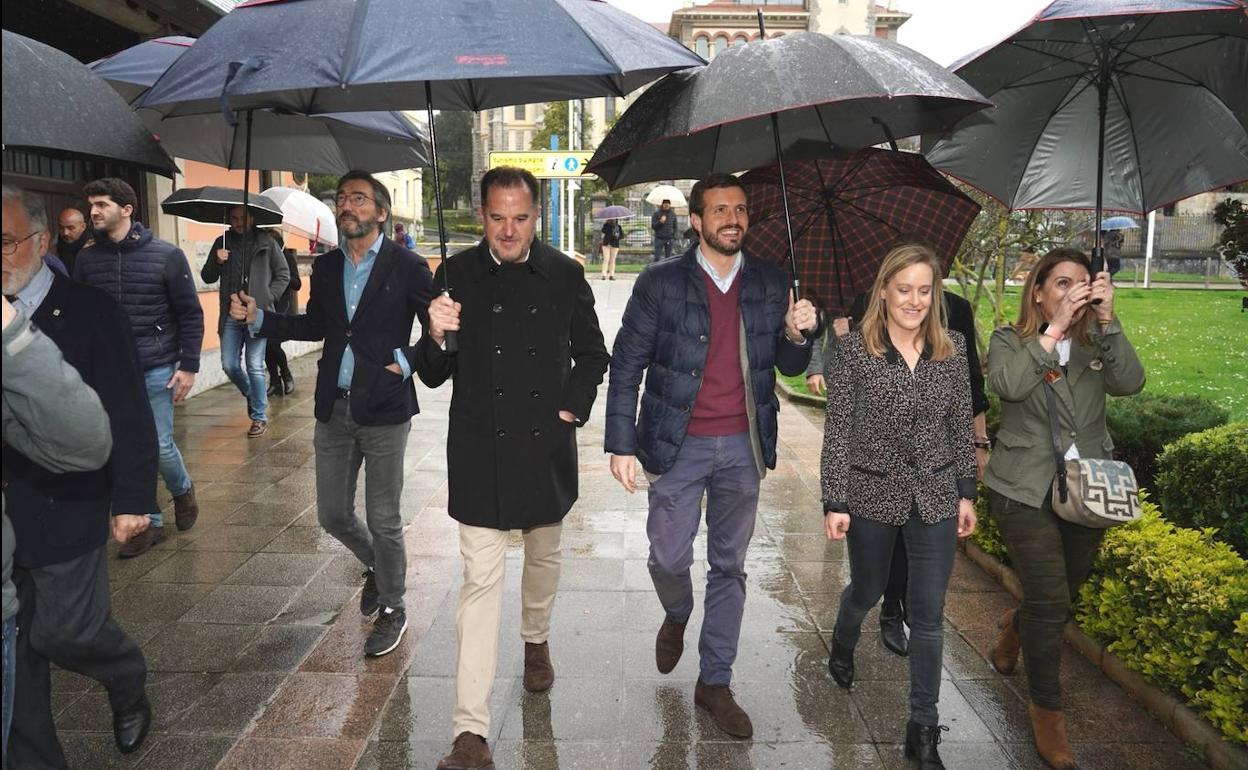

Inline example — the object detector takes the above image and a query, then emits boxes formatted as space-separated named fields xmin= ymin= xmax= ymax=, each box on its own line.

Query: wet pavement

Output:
xmin=52 ymin=277 xmax=1209 ymax=769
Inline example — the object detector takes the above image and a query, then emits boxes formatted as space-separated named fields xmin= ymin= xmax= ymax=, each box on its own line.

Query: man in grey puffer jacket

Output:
xmin=1 ymin=296 xmax=112 ymax=762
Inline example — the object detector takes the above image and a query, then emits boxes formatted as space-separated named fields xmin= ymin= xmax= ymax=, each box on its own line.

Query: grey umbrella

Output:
xmin=924 ymin=0 xmax=1248 ymax=272
xmin=137 ymin=0 xmax=703 ymax=351
xmin=1 ymin=30 xmax=177 ymax=177
xmin=90 ymin=36 xmax=431 ymax=175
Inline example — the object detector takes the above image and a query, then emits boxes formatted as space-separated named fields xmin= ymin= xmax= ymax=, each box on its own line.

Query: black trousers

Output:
xmin=265 ymin=340 xmax=289 ymax=381
xmin=884 ymin=534 xmax=907 ymax=611
xmin=7 ymin=546 xmax=147 ymax=770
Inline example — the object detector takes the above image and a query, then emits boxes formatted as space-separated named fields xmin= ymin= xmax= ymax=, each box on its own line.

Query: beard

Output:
xmin=701 ymin=226 xmax=743 ymax=256
xmin=338 ymin=212 xmax=378 ymax=240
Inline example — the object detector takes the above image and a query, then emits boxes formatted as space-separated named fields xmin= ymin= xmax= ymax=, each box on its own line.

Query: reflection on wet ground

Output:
xmin=56 ymin=278 xmax=1207 ymax=769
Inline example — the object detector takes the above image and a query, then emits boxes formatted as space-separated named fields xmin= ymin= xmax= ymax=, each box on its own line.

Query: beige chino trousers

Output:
xmin=452 ymin=521 xmax=562 ymax=738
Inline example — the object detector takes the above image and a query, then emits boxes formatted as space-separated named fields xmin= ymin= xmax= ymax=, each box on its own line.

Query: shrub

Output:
xmin=1154 ymin=422 xmax=1248 ymax=555
xmin=1077 ymin=501 xmax=1248 ymax=744
xmin=1105 ymin=393 xmax=1228 ymax=488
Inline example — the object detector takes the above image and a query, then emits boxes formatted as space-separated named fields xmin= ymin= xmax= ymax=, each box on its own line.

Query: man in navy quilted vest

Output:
xmin=74 ymin=178 xmax=204 ymax=558
xmin=605 ymin=174 xmax=817 ymax=739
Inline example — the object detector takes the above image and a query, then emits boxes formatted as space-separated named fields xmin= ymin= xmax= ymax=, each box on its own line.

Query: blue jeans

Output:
xmin=646 ymin=432 xmax=760 ymax=686
xmin=220 ymin=317 xmax=268 ymax=422
xmin=2 ymin=613 xmax=14 ymax=760
xmin=143 ymin=363 xmax=194 ymax=528
xmin=653 ymin=236 xmax=675 ymax=263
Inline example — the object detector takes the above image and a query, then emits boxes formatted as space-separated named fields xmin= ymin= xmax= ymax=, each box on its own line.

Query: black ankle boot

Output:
xmin=828 ymin=637 xmax=854 ymax=689
xmin=879 ymin=600 xmax=909 ymax=657
xmin=904 ymin=720 xmax=949 ymax=769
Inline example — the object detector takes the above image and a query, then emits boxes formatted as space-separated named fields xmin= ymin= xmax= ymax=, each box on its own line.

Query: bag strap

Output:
xmin=1043 ymin=380 xmax=1069 ymax=504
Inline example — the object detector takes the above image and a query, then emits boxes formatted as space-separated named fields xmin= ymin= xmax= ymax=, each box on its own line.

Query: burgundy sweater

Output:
xmin=688 ymin=269 xmax=749 ymax=436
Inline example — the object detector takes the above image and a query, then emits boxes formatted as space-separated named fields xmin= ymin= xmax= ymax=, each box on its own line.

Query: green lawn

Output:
xmin=783 ymin=287 xmax=1248 ymax=420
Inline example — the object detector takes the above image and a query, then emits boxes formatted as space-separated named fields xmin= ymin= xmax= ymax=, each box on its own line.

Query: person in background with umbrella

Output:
xmin=55 ymin=207 xmax=92 ymax=275
xmin=984 ymin=249 xmax=1144 ymax=770
xmin=606 ymin=174 xmax=817 ymax=740
xmin=265 ymin=233 xmax=301 ymax=398
xmin=600 ymin=217 xmax=623 ymax=280
xmin=416 ymin=168 xmax=609 ymax=770
xmin=73 ymin=177 xmax=204 ymax=558
xmin=820 ymin=243 xmax=978 ymax=770
xmin=230 ymin=171 xmax=435 ymax=660
xmin=651 ymin=199 xmax=678 ymax=263
xmin=200 ymin=205 xmax=289 ymax=437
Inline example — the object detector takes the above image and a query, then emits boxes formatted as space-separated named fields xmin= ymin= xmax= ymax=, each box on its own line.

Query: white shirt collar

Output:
xmin=695 ymin=247 xmax=742 ymax=294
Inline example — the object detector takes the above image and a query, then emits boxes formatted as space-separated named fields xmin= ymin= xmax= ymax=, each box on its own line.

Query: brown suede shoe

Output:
xmin=523 ymin=641 xmax=554 ymax=693
xmin=1029 ymin=704 xmax=1076 ymax=769
xmin=437 ymin=731 xmax=495 ymax=770
xmin=656 ymin=616 xmax=687 ymax=674
xmin=694 ymin=679 xmax=753 ymax=739
xmin=990 ymin=608 xmax=1022 ymax=675
xmin=172 ymin=484 xmax=199 ymax=532
xmin=118 ymin=525 xmax=166 ymax=559
xmin=247 ymin=419 xmax=268 ymax=438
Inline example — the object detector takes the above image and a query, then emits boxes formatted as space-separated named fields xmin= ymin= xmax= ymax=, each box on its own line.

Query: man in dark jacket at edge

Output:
xmin=73 ymin=177 xmax=204 ymax=558
xmin=3 ymin=184 xmax=157 ymax=768
xmin=418 ymin=167 xmax=609 ymax=770
xmin=230 ymin=171 xmax=435 ymax=661
xmin=605 ymin=174 xmax=817 ymax=740
xmin=651 ymin=198 xmax=678 ymax=262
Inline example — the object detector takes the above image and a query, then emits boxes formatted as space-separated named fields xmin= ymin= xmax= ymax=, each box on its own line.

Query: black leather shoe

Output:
xmin=904 ymin=720 xmax=949 ymax=769
xmin=879 ymin=600 xmax=909 ymax=657
xmin=828 ymin=637 xmax=854 ymax=690
xmin=113 ymin=694 xmax=151 ymax=754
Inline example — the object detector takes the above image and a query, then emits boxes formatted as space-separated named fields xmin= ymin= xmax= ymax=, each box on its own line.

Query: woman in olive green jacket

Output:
xmin=984 ymin=248 xmax=1144 ymax=770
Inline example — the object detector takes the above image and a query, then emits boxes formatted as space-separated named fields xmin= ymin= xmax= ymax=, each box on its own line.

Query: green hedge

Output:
xmin=1154 ymin=422 xmax=1248 ymax=555
xmin=1106 ymin=393 xmax=1229 ymax=488
xmin=975 ymin=496 xmax=1248 ymax=743
xmin=1077 ymin=502 xmax=1248 ymax=744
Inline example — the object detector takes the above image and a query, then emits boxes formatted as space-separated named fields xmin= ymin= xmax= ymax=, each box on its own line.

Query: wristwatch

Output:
xmin=973 ymin=439 xmax=991 ymax=450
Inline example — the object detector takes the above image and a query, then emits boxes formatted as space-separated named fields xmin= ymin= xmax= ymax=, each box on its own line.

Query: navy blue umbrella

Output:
xmin=90 ymin=37 xmax=430 ymax=174
xmin=138 ymin=0 xmax=703 ymax=351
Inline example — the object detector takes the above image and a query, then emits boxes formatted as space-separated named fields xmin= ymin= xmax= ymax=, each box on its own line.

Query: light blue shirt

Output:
xmin=695 ymin=247 xmax=742 ymax=294
xmin=252 ymin=232 xmax=411 ymax=388
xmin=10 ymin=260 xmax=55 ymax=317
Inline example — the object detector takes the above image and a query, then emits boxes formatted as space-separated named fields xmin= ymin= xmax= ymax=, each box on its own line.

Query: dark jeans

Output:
xmin=314 ymin=398 xmax=411 ymax=611
xmin=833 ymin=509 xmax=957 ymax=726
xmin=647 ymin=432 xmax=760 ymax=686
xmin=2 ymin=613 xmax=14 ymax=766
xmin=265 ymin=340 xmax=290 ymax=381
xmin=7 ymin=547 xmax=147 ymax=770
xmin=988 ymin=488 xmax=1105 ymax=710
xmin=653 ymin=237 xmax=675 ymax=262
xmin=884 ymin=535 xmax=907 ymax=610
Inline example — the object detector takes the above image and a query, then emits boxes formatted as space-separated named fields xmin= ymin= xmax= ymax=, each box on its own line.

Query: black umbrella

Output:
xmin=90 ymin=36 xmax=432 ymax=174
xmin=924 ymin=0 xmax=1248 ymax=273
xmin=587 ymin=23 xmax=989 ymax=310
xmin=160 ymin=187 xmax=284 ymax=227
xmin=1 ymin=30 xmax=177 ymax=177
xmin=138 ymin=0 xmax=704 ymax=351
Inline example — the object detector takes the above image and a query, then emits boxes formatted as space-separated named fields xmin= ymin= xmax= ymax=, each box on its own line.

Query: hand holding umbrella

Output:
xmin=427 ymin=293 xmax=462 ymax=349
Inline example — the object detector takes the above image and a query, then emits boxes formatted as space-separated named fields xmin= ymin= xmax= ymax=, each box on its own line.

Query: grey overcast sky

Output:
xmin=604 ymin=0 xmax=1051 ymax=65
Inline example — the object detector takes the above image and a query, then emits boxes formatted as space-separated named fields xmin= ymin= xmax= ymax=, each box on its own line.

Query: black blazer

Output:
xmin=3 ymin=275 xmax=158 ymax=568
xmin=414 ymin=240 xmax=610 ymax=530
xmin=258 ymin=237 xmax=435 ymax=425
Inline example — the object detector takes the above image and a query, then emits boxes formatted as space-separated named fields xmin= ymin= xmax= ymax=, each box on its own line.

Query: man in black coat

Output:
xmin=231 ymin=171 xmax=435 ymax=660
xmin=419 ymin=167 xmax=609 ymax=770
xmin=2 ymin=185 xmax=156 ymax=768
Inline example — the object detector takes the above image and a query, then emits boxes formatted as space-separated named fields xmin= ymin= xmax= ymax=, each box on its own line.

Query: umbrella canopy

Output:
xmin=138 ymin=0 xmax=705 ymax=116
xmin=740 ymin=149 xmax=981 ymax=316
xmin=586 ymin=31 xmax=991 ymax=188
xmin=645 ymin=185 xmax=688 ymax=210
xmin=1 ymin=30 xmax=177 ymax=177
xmin=924 ymin=0 xmax=1248 ymax=216
xmin=262 ymin=186 xmax=338 ymax=246
xmin=592 ymin=205 xmax=634 ymax=220
xmin=1100 ymin=216 xmax=1139 ymax=230
xmin=161 ymin=187 xmax=283 ymax=226
xmin=89 ymin=37 xmax=431 ymax=174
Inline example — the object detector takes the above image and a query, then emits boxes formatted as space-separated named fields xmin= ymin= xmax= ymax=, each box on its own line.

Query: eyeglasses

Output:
xmin=1 ymin=231 xmax=41 ymax=256
xmin=334 ymin=192 xmax=376 ymax=208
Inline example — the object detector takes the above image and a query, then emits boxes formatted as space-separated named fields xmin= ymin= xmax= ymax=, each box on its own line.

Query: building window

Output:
xmin=694 ymin=36 xmax=709 ymax=59
xmin=605 ymin=97 xmax=616 ymax=121
xmin=514 ymin=103 xmax=526 ymax=121
xmin=714 ymin=35 xmax=729 ymax=56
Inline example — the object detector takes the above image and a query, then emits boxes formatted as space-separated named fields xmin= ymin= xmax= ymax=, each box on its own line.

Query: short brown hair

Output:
xmin=83 ymin=177 xmax=137 ymax=210
xmin=689 ymin=174 xmax=744 ymax=216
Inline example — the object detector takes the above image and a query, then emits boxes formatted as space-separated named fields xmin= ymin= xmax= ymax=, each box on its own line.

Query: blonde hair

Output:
xmin=860 ymin=243 xmax=953 ymax=361
xmin=1014 ymin=247 xmax=1095 ymax=347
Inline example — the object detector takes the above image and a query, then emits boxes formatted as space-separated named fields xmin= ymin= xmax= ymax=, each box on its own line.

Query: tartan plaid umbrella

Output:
xmin=741 ymin=149 xmax=981 ymax=316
